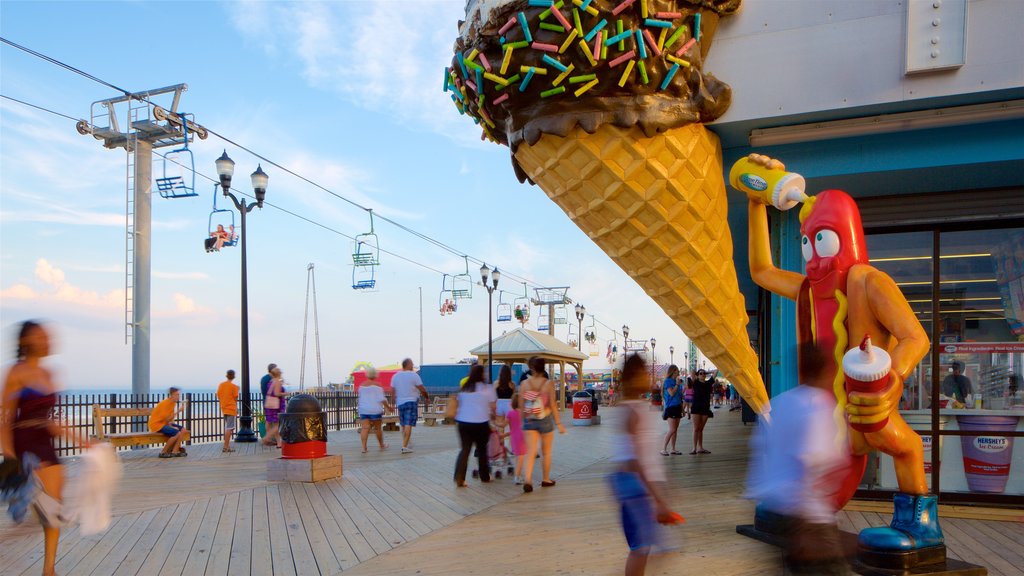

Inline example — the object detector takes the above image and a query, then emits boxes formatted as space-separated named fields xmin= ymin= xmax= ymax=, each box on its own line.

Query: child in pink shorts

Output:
xmin=506 ymin=395 xmax=526 ymax=484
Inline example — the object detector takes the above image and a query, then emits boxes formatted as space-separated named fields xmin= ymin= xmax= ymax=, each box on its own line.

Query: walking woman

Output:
xmin=1 ymin=321 xmax=65 ymax=576
xmin=262 ymin=365 xmax=290 ymax=447
xmin=358 ymin=367 xmax=393 ymax=453
xmin=689 ymin=369 xmax=714 ymax=454
xmin=660 ymin=365 xmax=684 ymax=455
xmin=521 ymin=356 xmax=566 ymax=493
xmin=452 ymin=364 xmax=496 ymax=486
xmin=494 ymin=364 xmax=515 ymax=428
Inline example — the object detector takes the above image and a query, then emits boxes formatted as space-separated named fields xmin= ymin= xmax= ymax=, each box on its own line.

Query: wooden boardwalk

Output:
xmin=2 ymin=408 xmax=1020 ymax=575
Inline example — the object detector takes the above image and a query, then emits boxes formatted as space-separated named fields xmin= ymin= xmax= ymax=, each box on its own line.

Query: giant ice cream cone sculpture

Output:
xmin=448 ymin=0 xmax=768 ymax=413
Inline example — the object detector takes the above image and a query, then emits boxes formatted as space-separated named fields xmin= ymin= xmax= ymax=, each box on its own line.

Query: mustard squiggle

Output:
xmin=832 ymin=290 xmax=850 ymax=445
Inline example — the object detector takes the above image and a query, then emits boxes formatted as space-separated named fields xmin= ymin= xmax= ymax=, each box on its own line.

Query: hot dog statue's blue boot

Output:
xmin=858 ymin=493 xmax=946 ymax=570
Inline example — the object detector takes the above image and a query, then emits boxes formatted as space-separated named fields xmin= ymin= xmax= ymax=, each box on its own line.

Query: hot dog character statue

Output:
xmin=734 ymin=154 xmax=945 ymax=567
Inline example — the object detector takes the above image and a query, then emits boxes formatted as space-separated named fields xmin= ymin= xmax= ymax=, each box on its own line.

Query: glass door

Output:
xmin=937 ymin=228 xmax=1024 ymax=499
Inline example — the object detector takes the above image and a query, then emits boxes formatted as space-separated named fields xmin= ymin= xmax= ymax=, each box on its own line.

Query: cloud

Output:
xmin=0 ymin=258 xmax=123 ymax=310
xmin=226 ymin=1 xmax=484 ymax=146
xmin=0 ymin=187 xmax=191 ymax=230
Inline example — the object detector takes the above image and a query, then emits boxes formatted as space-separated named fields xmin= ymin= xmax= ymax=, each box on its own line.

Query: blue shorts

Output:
xmin=523 ymin=414 xmax=554 ymax=434
xmin=158 ymin=424 xmax=183 ymax=437
xmin=360 ymin=413 xmax=382 ymax=421
xmin=608 ymin=471 xmax=662 ymax=551
xmin=398 ymin=401 xmax=418 ymax=427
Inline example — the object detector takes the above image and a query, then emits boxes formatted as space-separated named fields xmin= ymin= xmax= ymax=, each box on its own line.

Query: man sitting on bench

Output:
xmin=149 ymin=387 xmax=190 ymax=458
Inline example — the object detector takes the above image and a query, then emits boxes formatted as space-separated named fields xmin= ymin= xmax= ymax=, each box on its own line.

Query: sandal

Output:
xmin=523 ymin=483 xmax=533 ymax=493
xmin=671 ymin=451 xmax=683 ymax=455
xmin=222 ymin=448 xmax=235 ymax=453
xmin=699 ymin=449 xmax=711 ymax=454
xmin=159 ymin=452 xmax=173 ymax=459
xmin=660 ymin=451 xmax=670 ymax=456
xmin=689 ymin=450 xmax=698 ymax=455
xmin=541 ymin=480 xmax=556 ymax=488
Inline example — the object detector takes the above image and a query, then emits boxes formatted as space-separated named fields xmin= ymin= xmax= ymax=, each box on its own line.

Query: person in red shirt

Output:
xmin=217 ymin=370 xmax=239 ymax=453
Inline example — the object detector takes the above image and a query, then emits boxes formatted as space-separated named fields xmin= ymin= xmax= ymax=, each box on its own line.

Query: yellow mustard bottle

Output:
xmin=729 ymin=155 xmax=808 ymax=211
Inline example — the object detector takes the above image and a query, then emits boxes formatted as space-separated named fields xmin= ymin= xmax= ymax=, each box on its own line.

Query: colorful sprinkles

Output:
xmin=450 ymin=0 xmax=704 ymax=142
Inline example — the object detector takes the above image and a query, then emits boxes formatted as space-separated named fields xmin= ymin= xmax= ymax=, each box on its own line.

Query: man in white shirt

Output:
xmin=390 ymin=358 xmax=429 ymax=454
xmin=746 ymin=343 xmax=853 ymax=575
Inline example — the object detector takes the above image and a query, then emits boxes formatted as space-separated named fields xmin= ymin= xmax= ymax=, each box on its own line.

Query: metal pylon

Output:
xmin=299 ymin=263 xmax=323 ymax=390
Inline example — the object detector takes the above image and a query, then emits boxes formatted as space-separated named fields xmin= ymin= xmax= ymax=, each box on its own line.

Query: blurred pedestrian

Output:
xmin=689 ymin=369 xmax=713 ymax=454
xmin=521 ymin=356 xmax=566 ymax=493
xmin=217 ymin=370 xmax=239 ymax=453
xmin=660 ymin=365 xmax=683 ymax=456
xmin=1 ymin=321 xmax=66 ymax=576
xmin=610 ymin=354 xmax=683 ymax=576
xmin=391 ymin=358 xmax=428 ymax=454
xmin=358 ymin=367 xmax=392 ymax=453
xmin=452 ymin=364 xmax=496 ymax=486
xmin=682 ymin=377 xmax=694 ymax=419
xmin=507 ymin=394 xmax=526 ymax=484
xmin=262 ymin=366 xmax=289 ymax=448
xmin=746 ymin=343 xmax=853 ymax=575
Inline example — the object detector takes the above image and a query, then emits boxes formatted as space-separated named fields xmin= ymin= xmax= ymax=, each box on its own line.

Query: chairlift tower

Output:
xmin=77 ymin=84 xmax=207 ymax=394
xmin=299 ymin=263 xmax=323 ymax=391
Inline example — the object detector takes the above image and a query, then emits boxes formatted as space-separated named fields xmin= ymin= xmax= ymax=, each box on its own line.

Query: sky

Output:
xmin=0 ymin=0 xmax=707 ymax=392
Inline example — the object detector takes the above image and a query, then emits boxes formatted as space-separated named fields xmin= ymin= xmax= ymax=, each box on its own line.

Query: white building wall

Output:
xmin=707 ymin=0 xmax=1024 ymax=123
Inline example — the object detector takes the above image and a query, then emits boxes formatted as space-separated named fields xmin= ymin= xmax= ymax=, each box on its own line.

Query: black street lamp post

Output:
xmin=650 ymin=337 xmax=657 ymax=386
xmin=574 ymin=303 xmax=586 ymax=351
xmin=480 ymin=264 xmax=500 ymax=382
xmin=215 ymin=150 xmax=268 ymax=443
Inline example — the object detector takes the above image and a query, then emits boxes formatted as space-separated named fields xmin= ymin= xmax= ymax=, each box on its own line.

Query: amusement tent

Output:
xmin=469 ymin=328 xmax=588 ymax=403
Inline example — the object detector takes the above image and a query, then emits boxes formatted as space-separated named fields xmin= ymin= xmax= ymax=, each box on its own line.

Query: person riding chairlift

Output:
xmin=205 ymin=224 xmax=235 ymax=252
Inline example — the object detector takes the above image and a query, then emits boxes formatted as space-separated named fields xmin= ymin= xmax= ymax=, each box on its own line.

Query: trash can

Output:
xmin=279 ymin=394 xmax=328 ymax=459
xmin=572 ymin=391 xmax=595 ymax=426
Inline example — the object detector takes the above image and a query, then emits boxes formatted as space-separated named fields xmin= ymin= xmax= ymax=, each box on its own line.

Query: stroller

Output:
xmin=473 ymin=422 xmax=514 ymax=479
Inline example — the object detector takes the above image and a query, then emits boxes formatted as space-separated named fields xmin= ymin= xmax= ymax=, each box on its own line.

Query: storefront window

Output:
xmin=864 ymin=227 xmax=1024 ymax=498
xmin=937 ymin=229 xmax=1023 ymax=497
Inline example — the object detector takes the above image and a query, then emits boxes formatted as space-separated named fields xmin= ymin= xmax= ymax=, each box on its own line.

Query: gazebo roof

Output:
xmin=469 ymin=328 xmax=588 ymax=363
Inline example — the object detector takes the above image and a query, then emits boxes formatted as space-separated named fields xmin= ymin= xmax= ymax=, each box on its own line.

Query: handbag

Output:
xmin=265 ymin=394 xmax=281 ymax=410
xmin=444 ymin=395 xmax=458 ymax=419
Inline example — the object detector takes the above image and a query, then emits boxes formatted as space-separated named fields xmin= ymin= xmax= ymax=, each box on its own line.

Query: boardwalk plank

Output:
xmin=287 ymin=481 xmax=343 ymax=576
xmin=313 ymin=480 xmax=380 ymax=562
xmin=112 ymin=503 xmax=178 ymax=576
xmin=300 ymin=482 xmax=360 ymax=570
xmin=265 ymin=484 xmax=297 ymax=576
xmin=90 ymin=508 xmax=162 ymax=576
xmin=179 ymin=494 xmax=226 ymax=575
xmin=245 ymin=487 xmax=271 ymax=576
xmin=123 ymin=501 xmax=193 ymax=576
xmin=207 ymin=490 xmax=240 ymax=576
xmin=156 ymin=496 xmax=212 ymax=576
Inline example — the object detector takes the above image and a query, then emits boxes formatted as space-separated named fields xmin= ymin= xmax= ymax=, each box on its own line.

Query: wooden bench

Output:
xmin=91 ymin=405 xmax=189 ymax=448
xmin=382 ymin=415 xmax=400 ymax=431
xmin=423 ymin=399 xmax=452 ymax=426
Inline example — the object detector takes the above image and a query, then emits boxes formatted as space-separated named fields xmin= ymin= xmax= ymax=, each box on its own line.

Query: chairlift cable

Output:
xmin=2 ymin=87 xmax=636 ymax=335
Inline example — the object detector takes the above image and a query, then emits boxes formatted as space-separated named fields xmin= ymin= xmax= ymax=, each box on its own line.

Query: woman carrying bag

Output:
xmin=451 ymin=365 xmax=496 ymax=487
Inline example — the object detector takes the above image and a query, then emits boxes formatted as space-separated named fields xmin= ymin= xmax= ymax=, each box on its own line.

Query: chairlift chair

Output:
xmin=496 ymin=292 xmax=512 ymax=322
xmin=451 ymin=257 xmax=473 ymax=300
xmin=352 ymin=265 xmax=376 ymax=290
xmin=567 ymin=323 xmax=579 ymax=346
xmin=205 ymin=184 xmax=237 ymax=252
xmin=352 ymin=211 xmax=380 ymax=267
xmin=553 ymin=305 xmax=568 ymax=325
xmin=538 ymin=305 xmax=550 ymax=332
xmin=155 ymin=114 xmax=198 ymax=199
xmin=439 ymin=274 xmax=457 ymax=316
xmin=513 ymin=284 xmax=531 ymax=324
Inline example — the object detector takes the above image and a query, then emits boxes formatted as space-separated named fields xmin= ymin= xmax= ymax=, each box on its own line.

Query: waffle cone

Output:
xmin=514 ymin=123 xmax=769 ymax=414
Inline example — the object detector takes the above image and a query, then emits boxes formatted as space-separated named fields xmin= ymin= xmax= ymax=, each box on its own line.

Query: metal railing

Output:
xmin=51 ymin=391 xmax=455 ymax=456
